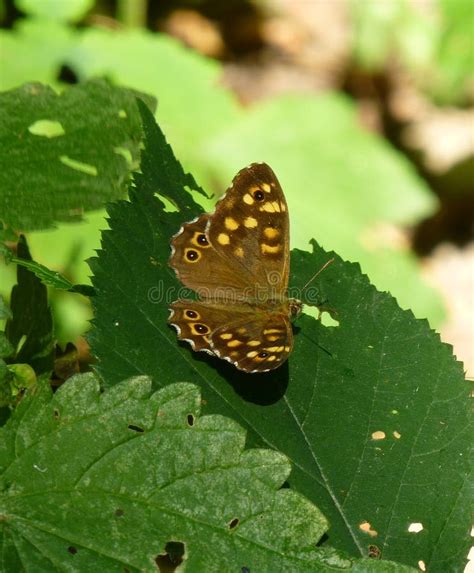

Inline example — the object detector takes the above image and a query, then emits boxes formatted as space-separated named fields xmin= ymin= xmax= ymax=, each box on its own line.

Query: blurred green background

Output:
xmin=0 ymin=0 xmax=472 ymax=373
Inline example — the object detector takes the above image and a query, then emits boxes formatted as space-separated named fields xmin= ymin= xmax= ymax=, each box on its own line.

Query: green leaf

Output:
xmin=0 ymin=334 xmax=13 ymax=360
xmin=0 ymin=373 xmax=415 ymax=572
xmin=0 ymin=19 xmax=74 ymax=91
xmin=0 ymin=295 xmax=11 ymax=320
xmin=89 ymin=108 xmax=471 ymax=572
xmin=15 ymin=0 xmax=94 ymax=22
xmin=0 ymin=80 xmax=153 ymax=231
xmin=204 ymin=93 xmax=444 ymax=325
xmin=67 ymin=27 xmax=240 ymax=171
xmin=5 ymin=236 xmax=53 ymax=376
xmin=1 ymin=249 xmax=94 ymax=295
xmin=5 ymin=255 xmax=74 ymax=290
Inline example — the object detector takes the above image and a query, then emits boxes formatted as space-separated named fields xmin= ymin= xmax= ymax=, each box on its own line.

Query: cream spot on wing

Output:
xmin=248 ymin=340 xmax=261 ymax=346
xmin=267 ymin=335 xmax=279 ymax=342
xmin=234 ymin=247 xmax=244 ymax=258
xmin=284 ymin=346 xmax=290 ymax=352
xmin=264 ymin=328 xmax=283 ymax=334
xmin=237 ymin=327 xmax=247 ymax=334
xmin=266 ymin=355 xmax=277 ymax=362
xmin=247 ymin=350 xmax=258 ymax=358
xmin=225 ymin=217 xmax=239 ymax=231
xmin=220 ymin=333 xmax=233 ymax=340
xmin=218 ymin=233 xmax=230 ymax=245
xmin=259 ymin=202 xmax=274 ymax=213
xmin=243 ymin=193 xmax=254 ymax=205
xmin=265 ymin=346 xmax=284 ymax=352
xmin=230 ymin=351 xmax=239 ymax=358
xmin=228 ymin=339 xmax=242 ymax=347
xmin=280 ymin=202 xmax=286 ymax=212
xmin=263 ymin=227 xmax=279 ymax=240
xmin=261 ymin=244 xmax=281 ymax=254
xmin=244 ymin=216 xmax=258 ymax=228
xmin=261 ymin=183 xmax=271 ymax=192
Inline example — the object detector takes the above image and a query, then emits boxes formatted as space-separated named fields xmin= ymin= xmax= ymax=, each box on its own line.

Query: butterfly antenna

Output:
xmin=301 ymin=258 xmax=335 ymax=293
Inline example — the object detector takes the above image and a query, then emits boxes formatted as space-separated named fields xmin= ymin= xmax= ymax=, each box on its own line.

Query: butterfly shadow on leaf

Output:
xmin=214 ymin=355 xmax=290 ymax=406
xmin=181 ymin=342 xmax=290 ymax=405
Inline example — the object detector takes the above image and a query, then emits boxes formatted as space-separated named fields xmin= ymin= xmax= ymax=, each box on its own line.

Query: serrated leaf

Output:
xmin=5 ymin=236 xmax=53 ymax=375
xmin=89 ymin=107 xmax=471 ymax=572
xmin=0 ymin=373 xmax=415 ymax=572
xmin=0 ymin=80 xmax=153 ymax=231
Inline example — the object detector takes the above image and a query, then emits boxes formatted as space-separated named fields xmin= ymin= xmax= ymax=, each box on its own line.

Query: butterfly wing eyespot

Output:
xmin=197 ymin=234 xmax=209 ymax=246
xmin=185 ymin=309 xmax=199 ymax=320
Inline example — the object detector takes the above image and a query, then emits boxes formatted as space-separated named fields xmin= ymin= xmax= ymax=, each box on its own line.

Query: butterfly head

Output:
xmin=288 ymin=298 xmax=302 ymax=320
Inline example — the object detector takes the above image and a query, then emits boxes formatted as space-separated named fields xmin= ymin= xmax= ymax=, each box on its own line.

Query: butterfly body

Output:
xmin=169 ymin=163 xmax=300 ymax=373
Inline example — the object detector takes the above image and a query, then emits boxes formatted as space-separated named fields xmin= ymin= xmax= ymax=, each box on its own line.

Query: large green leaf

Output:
xmin=0 ymin=18 xmax=74 ymax=91
xmin=204 ymin=93 xmax=444 ymax=325
xmin=0 ymin=373 xmax=415 ymax=572
xmin=89 ymin=106 xmax=471 ymax=572
xmin=0 ymin=80 xmax=152 ymax=231
xmin=15 ymin=0 xmax=93 ymax=22
xmin=67 ymin=27 xmax=240 ymax=175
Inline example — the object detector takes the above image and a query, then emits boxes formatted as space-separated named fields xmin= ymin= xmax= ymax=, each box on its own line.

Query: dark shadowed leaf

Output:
xmin=89 ymin=106 xmax=470 ymax=572
xmin=5 ymin=237 xmax=53 ymax=376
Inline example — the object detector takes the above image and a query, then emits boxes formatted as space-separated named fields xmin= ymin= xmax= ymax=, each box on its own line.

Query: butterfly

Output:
xmin=168 ymin=163 xmax=302 ymax=373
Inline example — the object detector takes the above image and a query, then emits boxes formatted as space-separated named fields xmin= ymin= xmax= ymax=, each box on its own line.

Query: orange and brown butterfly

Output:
xmin=168 ymin=163 xmax=302 ymax=373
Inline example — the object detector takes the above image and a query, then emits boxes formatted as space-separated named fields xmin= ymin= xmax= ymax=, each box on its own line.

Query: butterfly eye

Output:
xmin=253 ymin=190 xmax=265 ymax=201
xmin=258 ymin=351 xmax=269 ymax=358
xmin=194 ymin=324 xmax=209 ymax=334
xmin=197 ymin=234 xmax=209 ymax=246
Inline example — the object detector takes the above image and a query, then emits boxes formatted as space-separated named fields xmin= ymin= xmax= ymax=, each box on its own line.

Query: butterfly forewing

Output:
xmin=208 ymin=163 xmax=290 ymax=297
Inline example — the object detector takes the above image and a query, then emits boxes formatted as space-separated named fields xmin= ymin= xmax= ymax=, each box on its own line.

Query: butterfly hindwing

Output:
xmin=168 ymin=300 xmax=292 ymax=372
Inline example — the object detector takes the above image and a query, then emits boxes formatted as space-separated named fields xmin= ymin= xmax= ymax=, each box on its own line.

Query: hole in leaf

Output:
xmin=156 ymin=541 xmax=185 ymax=572
xmin=114 ymin=146 xmax=133 ymax=166
xmin=368 ymin=545 xmax=381 ymax=559
xmin=128 ymin=424 xmax=144 ymax=433
xmin=118 ymin=109 xmax=127 ymax=118
xmin=67 ymin=546 xmax=78 ymax=555
xmin=155 ymin=192 xmax=179 ymax=213
xmin=59 ymin=156 xmax=98 ymax=176
xmin=57 ymin=64 xmax=78 ymax=84
xmin=303 ymin=306 xmax=340 ymax=327
xmin=53 ymin=409 xmax=60 ymax=420
xmin=228 ymin=518 xmax=239 ymax=529
xmin=115 ymin=508 xmax=125 ymax=517
xmin=28 ymin=119 xmax=65 ymax=138
xmin=187 ymin=414 xmax=194 ymax=426
xmin=408 ymin=522 xmax=423 ymax=533
xmin=320 ymin=312 xmax=339 ymax=327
